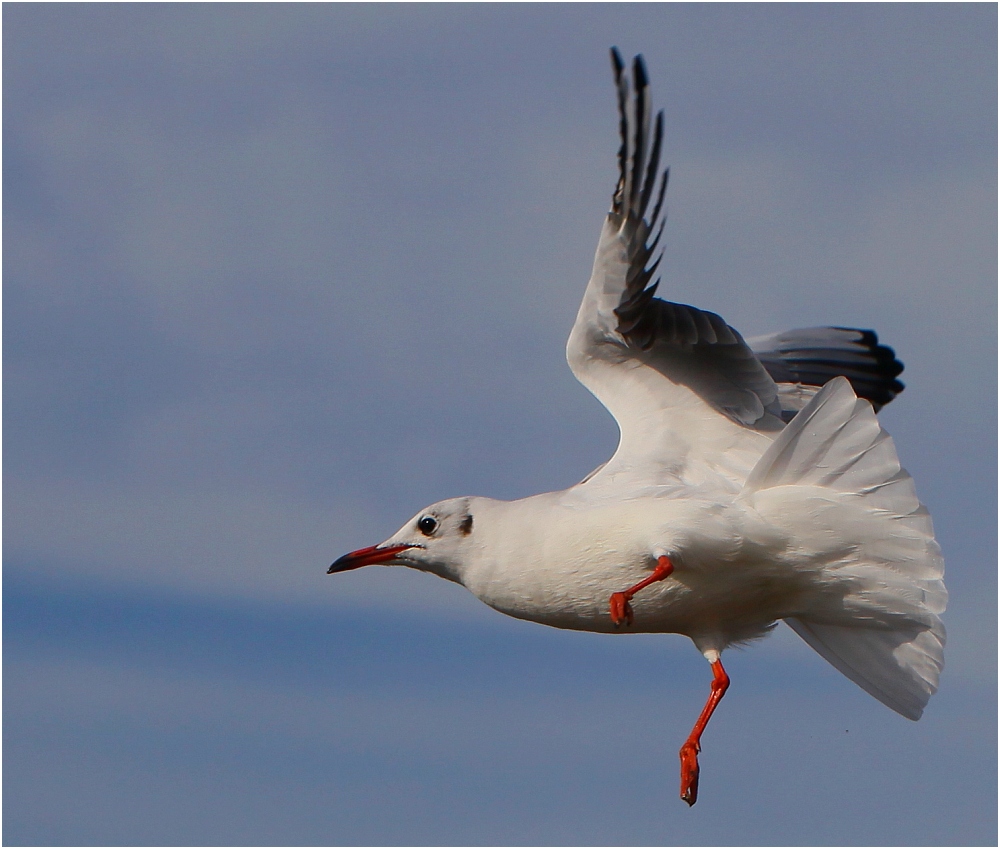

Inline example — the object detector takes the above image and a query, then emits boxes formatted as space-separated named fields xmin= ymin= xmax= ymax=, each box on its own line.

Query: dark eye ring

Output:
xmin=418 ymin=516 xmax=438 ymax=536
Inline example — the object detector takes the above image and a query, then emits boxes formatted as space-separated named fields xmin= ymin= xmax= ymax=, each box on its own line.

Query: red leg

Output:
xmin=609 ymin=555 xmax=674 ymax=627
xmin=679 ymin=658 xmax=730 ymax=806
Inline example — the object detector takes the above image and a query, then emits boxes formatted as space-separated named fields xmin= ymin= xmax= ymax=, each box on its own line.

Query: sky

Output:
xmin=3 ymin=4 xmax=997 ymax=846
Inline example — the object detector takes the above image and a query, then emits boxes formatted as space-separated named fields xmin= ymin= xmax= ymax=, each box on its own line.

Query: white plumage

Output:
xmin=328 ymin=49 xmax=945 ymax=804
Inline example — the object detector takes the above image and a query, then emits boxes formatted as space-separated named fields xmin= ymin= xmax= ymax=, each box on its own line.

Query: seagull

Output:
xmin=328 ymin=49 xmax=946 ymax=806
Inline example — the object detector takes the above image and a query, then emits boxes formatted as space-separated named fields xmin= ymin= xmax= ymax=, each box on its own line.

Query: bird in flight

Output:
xmin=328 ymin=48 xmax=946 ymax=806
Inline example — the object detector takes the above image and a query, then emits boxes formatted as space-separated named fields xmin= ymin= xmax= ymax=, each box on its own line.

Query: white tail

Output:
xmin=742 ymin=376 xmax=946 ymax=720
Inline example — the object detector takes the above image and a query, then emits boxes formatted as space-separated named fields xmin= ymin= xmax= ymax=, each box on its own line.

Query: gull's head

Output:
xmin=328 ymin=496 xmax=486 ymax=583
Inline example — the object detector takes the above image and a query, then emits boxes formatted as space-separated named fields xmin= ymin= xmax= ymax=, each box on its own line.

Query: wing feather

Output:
xmin=567 ymin=50 xmax=780 ymax=491
xmin=748 ymin=327 xmax=905 ymax=411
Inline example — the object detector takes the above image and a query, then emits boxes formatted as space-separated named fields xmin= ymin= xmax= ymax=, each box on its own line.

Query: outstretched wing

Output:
xmin=747 ymin=326 xmax=905 ymax=416
xmin=567 ymin=50 xmax=780 ymax=492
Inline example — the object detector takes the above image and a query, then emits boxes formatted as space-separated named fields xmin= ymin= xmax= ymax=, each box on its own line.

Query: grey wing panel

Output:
xmin=628 ymin=300 xmax=782 ymax=426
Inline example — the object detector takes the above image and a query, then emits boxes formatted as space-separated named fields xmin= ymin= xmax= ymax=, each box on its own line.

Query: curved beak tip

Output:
xmin=327 ymin=543 xmax=416 ymax=574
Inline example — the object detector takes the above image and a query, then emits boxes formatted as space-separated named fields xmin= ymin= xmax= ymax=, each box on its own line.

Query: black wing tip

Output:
xmin=866 ymin=329 xmax=906 ymax=404
xmin=632 ymin=54 xmax=648 ymax=89
xmin=609 ymin=48 xmax=648 ymax=80
xmin=606 ymin=48 xmax=673 ymax=348
xmin=609 ymin=49 xmax=666 ymax=220
xmin=609 ymin=47 xmax=648 ymax=78
xmin=760 ymin=326 xmax=908 ymax=408
xmin=610 ymin=46 xmax=625 ymax=76
xmin=833 ymin=326 xmax=906 ymax=380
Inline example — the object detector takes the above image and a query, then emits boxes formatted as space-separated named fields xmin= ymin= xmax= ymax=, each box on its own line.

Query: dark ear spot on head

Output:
xmin=458 ymin=514 xmax=473 ymax=536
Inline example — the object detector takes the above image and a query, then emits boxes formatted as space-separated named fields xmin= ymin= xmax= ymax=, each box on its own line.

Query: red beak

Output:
xmin=327 ymin=544 xmax=416 ymax=574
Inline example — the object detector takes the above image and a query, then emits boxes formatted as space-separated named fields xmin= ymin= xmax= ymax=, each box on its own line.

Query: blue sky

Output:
xmin=4 ymin=4 xmax=996 ymax=845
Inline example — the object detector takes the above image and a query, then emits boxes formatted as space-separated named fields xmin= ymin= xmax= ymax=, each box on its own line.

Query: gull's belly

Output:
xmin=472 ymin=552 xmax=675 ymax=634
xmin=464 ymin=497 xmax=806 ymax=639
xmin=472 ymin=551 xmax=803 ymax=638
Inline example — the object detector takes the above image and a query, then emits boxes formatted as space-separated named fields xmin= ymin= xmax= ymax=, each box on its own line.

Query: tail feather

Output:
xmin=742 ymin=376 xmax=946 ymax=720
xmin=785 ymin=618 xmax=944 ymax=720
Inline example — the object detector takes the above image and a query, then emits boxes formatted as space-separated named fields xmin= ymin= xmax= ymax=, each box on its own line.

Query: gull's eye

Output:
xmin=418 ymin=516 xmax=438 ymax=536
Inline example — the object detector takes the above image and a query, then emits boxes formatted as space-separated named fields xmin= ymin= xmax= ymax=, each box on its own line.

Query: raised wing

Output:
xmin=566 ymin=50 xmax=780 ymax=491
